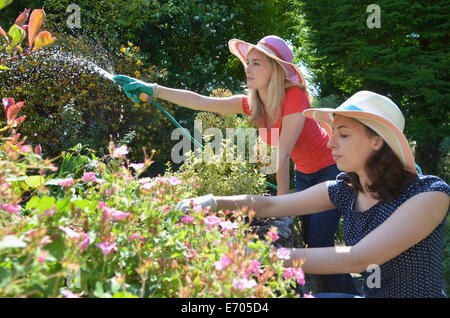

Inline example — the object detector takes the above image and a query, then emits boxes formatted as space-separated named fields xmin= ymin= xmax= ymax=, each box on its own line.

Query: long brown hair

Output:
xmin=343 ymin=126 xmax=417 ymax=202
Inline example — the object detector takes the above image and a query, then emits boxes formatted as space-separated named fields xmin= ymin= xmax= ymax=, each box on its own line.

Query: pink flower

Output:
xmin=58 ymin=226 xmax=90 ymax=251
xmin=99 ymin=202 xmax=129 ymax=221
xmin=60 ymin=178 xmax=74 ymax=187
xmin=128 ymin=233 xmax=139 ymax=242
xmin=204 ymin=216 xmax=221 ymax=228
xmin=110 ymin=210 xmax=129 ymax=221
xmin=183 ymin=242 xmax=197 ymax=260
xmin=168 ymin=176 xmax=182 ymax=186
xmin=245 ymin=260 xmax=262 ymax=276
xmin=181 ymin=215 xmax=194 ymax=224
xmin=81 ymin=171 xmax=97 ymax=183
xmin=266 ymin=227 xmax=279 ymax=242
xmin=129 ymin=163 xmax=145 ymax=170
xmin=59 ymin=226 xmax=81 ymax=240
xmin=232 ymin=277 xmax=257 ymax=290
xmin=303 ymin=294 xmax=315 ymax=298
xmin=277 ymin=247 xmax=292 ymax=260
xmin=214 ymin=254 xmax=231 ymax=271
xmin=0 ymin=203 xmax=20 ymax=216
xmin=79 ymin=233 xmax=90 ymax=251
xmin=113 ymin=145 xmax=128 ymax=158
xmin=40 ymin=236 xmax=51 ymax=246
xmin=60 ymin=289 xmax=81 ymax=298
xmin=37 ymin=252 xmax=48 ymax=264
xmin=219 ymin=221 xmax=238 ymax=233
xmin=283 ymin=267 xmax=305 ymax=285
xmin=96 ymin=241 xmax=118 ymax=255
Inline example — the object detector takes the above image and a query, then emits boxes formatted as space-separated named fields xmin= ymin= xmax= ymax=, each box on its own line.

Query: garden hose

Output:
xmin=137 ymin=92 xmax=278 ymax=191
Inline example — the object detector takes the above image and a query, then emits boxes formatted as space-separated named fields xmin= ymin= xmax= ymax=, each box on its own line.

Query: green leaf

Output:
xmin=25 ymin=195 xmax=40 ymax=210
xmin=25 ymin=175 xmax=45 ymax=188
xmin=0 ymin=266 xmax=11 ymax=288
xmin=28 ymin=195 xmax=56 ymax=214
xmin=94 ymin=282 xmax=104 ymax=298
xmin=72 ymin=199 xmax=89 ymax=211
xmin=0 ymin=235 xmax=27 ymax=249
xmin=8 ymin=24 xmax=25 ymax=47
xmin=0 ymin=0 xmax=13 ymax=10
xmin=44 ymin=236 xmax=65 ymax=259
xmin=112 ymin=292 xmax=139 ymax=298
xmin=55 ymin=196 xmax=71 ymax=212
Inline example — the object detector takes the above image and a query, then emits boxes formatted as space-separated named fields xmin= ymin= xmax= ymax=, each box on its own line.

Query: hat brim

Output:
xmin=303 ymin=108 xmax=417 ymax=175
xmin=228 ymin=39 xmax=306 ymax=86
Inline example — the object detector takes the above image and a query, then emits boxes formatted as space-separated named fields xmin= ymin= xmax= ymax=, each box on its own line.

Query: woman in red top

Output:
xmin=113 ymin=35 xmax=357 ymax=294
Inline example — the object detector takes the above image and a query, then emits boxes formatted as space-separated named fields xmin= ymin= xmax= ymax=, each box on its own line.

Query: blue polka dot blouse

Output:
xmin=328 ymin=173 xmax=450 ymax=298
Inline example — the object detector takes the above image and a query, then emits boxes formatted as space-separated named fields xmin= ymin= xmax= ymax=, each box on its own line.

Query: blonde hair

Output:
xmin=247 ymin=54 xmax=311 ymax=127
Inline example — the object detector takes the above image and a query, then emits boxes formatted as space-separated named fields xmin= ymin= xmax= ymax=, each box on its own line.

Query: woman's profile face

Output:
xmin=327 ymin=115 xmax=382 ymax=174
xmin=245 ymin=49 xmax=273 ymax=90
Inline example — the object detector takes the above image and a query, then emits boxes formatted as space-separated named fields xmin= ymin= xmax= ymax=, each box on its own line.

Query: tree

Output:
xmin=290 ymin=0 xmax=449 ymax=175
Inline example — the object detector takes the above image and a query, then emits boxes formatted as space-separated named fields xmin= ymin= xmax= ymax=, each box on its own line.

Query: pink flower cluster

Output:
xmin=245 ymin=260 xmax=262 ymax=277
xmin=276 ymin=248 xmax=292 ymax=260
xmin=181 ymin=215 xmax=194 ymax=224
xmin=232 ymin=277 xmax=257 ymax=290
xmin=58 ymin=226 xmax=90 ymax=251
xmin=0 ymin=203 xmax=20 ymax=216
xmin=219 ymin=220 xmax=238 ymax=233
xmin=82 ymin=171 xmax=97 ymax=183
xmin=214 ymin=254 xmax=231 ymax=271
xmin=60 ymin=178 xmax=74 ymax=187
xmin=204 ymin=216 xmax=221 ymax=229
xmin=283 ymin=267 xmax=305 ymax=285
xmin=265 ymin=227 xmax=279 ymax=242
xmin=98 ymin=201 xmax=130 ymax=221
xmin=95 ymin=241 xmax=118 ymax=255
xmin=60 ymin=289 xmax=81 ymax=298
xmin=139 ymin=176 xmax=183 ymax=192
xmin=112 ymin=145 xmax=128 ymax=158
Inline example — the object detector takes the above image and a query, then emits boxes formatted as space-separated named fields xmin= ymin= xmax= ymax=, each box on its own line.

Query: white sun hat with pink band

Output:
xmin=228 ymin=35 xmax=306 ymax=86
xmin=303 ymin=91 xmax=417 ymax=175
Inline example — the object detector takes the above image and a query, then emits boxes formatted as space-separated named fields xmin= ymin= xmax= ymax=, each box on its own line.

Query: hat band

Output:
xmin=338 ymin=104 xmax=362 ymax=112
xmin=256 ymin=42 xmax=284 ymax=61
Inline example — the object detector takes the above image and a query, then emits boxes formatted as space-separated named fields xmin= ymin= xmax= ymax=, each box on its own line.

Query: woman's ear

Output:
xmin=372 ymin=135 xmax=384 ymax=153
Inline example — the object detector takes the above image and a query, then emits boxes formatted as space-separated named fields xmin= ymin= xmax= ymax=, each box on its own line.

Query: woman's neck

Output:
xmin=257 ymin=87 xmax=269 ymax=107
xmin=357 ymin=171 xmax=379 ymax=199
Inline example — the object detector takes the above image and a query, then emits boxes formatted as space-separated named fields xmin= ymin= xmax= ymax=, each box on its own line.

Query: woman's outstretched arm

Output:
xmin=215 ymin=181 xmax=335 ymax=218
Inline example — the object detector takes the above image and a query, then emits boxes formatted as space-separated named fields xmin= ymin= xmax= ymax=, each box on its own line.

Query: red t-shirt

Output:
xmin=242 ymin=87 xmax=335 ymax=174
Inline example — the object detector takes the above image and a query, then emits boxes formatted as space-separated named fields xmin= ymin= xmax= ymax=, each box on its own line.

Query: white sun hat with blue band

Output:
xmin=303 ymin=91 xmax=417 ymax=175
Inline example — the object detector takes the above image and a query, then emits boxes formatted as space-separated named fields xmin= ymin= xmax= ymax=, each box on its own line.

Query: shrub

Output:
xmin=0 ymin=135 xmax=305 ymax=298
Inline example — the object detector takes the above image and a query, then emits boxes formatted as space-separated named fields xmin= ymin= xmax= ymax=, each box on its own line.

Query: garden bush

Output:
xmin=0 ymin=102 xmax=307 ymax=297
xmin=0 ymin=35 xmax=180 ymax=176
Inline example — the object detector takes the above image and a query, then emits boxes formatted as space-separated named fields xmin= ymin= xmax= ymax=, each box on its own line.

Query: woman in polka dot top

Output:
xmin=177 ymin=91 xmax=450 ymax=298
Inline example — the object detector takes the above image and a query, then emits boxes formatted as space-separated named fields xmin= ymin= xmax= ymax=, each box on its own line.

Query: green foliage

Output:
xmin=2 ymin=0 xmax=299 ymax=94
xmin=0 ymin=136 xmax=303 ymax=298
xmin=290 ymin=0 xmax=449 ymax=175
xmin=172 ymin=141 xmax=268 ymax=198
xmin=0 ymin=33 xmax=180 ymax=176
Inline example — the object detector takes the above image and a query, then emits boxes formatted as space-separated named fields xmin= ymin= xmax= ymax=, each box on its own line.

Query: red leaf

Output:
xmin=32 ymin=31 xmax=56 ymax=52
xmin=34 ymin=144 xmax=42 ymax=155
xmin=0 ymin=26 xmax=8 ymax=42
xmin=28 ymin=8 xmax=45 ymax=49
xmin=14 ymin=115 xmax=26 ymax=126
xmin=15 ymin=8 xmax=30 ymax=27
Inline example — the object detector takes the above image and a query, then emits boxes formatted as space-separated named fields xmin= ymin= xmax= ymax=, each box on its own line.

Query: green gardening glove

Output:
xmin=112 ymin=75 xmax=158 ymax=103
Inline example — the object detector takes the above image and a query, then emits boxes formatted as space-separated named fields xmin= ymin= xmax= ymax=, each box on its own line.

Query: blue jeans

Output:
xmin=295 ymin=164 xmax=358 ymax=295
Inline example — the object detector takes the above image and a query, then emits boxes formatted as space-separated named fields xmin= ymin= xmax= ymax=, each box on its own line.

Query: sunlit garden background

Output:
xmin=0 ymin=0 xmax=448 ymax=297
